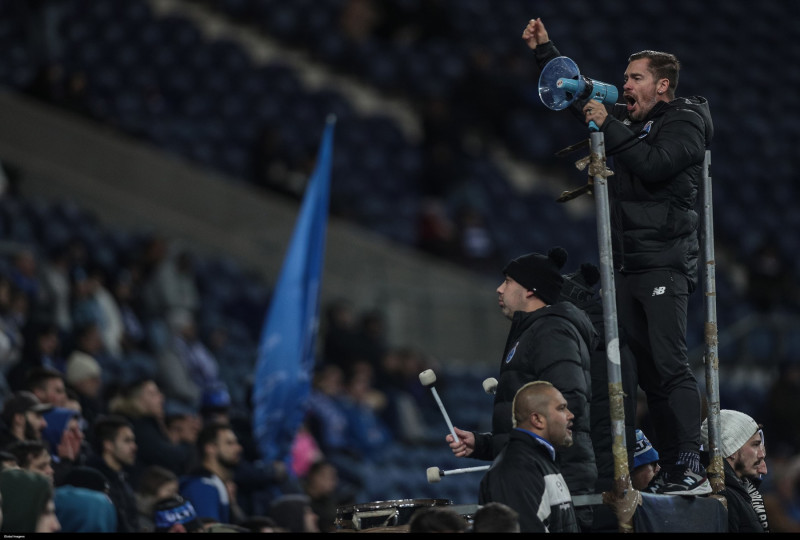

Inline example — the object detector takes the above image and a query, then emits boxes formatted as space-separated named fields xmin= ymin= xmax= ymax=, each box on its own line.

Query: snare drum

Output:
xmin=336 ymin=499 xmax=452 ymax=531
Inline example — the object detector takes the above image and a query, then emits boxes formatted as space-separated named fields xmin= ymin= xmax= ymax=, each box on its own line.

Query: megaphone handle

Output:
xmin=587 ymin=97 xmax=603 ymax=132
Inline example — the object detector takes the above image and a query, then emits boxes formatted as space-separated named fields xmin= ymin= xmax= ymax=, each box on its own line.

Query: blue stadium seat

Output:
xmin=261 ymin=2 xmax=302 ymax=42
xmin=781 ymin=329 xmax=800 ymax=362
xmin=160 ymin=14 xmax=203 ymax=52
xmin=742 ymin=325 xmax=777 ymax=364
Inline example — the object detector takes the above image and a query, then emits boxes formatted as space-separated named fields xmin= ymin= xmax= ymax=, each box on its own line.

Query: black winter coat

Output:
xmin=88 ymin=455 xmax=140 ymax=533
xmin=535 ymin=41 xmax=714 ymax=291
xmin=472 ymin=302 xmax=597 ymax=500
xmin=723 ymin=460 xmax=765 ymax=533
xmin=124 ymin=415 xmax=195 ymax=486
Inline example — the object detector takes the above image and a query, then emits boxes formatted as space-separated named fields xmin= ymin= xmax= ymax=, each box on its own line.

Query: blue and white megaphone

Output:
xmin=538 ymin=56 xmax=618 ymax=131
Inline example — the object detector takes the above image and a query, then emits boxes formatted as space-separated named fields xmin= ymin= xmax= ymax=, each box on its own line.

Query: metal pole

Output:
xmin=700 ymin=150 xmax=725 ymax=495
xmin=589 ymin=132 xmax=632 ymax=532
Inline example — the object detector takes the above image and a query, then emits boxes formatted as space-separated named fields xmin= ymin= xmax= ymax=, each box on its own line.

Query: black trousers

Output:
xmin=615 ymin=269 xmax=702 ymax=465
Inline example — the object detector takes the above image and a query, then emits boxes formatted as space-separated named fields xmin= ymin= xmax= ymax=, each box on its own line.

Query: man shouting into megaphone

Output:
xmin=522 ymin=17 xmax=714 ymax=502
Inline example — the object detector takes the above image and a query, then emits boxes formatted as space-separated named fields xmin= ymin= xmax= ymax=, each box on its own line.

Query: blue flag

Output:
xmin=252 ymin=116 xmax=336 ymax=464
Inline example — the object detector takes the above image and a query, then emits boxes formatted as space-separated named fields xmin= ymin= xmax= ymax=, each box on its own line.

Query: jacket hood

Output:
xmin=515 ymin=303 xmax=597 ymax=348
xmin=0 ymin=468 xmax=52 ymax=532
xmin=543 ymin=302 xmax=598 ymax=347
xmin=54 ymin=485 xmax=118 ymax=532
xmin=42 ymin=407 xmax=80 ymax=453
xmin=669 ymin=96 xmax=714 ymax=145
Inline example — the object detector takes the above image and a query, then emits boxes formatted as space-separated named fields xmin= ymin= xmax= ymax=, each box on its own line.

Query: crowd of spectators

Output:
xmin=0 ymin=184 xmax=464 ymax=532
xmin=1 ymin=173 xmax=799 ymax=531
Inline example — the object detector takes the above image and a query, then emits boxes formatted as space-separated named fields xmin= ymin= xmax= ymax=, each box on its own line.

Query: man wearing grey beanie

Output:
xmin=700 ymin=410 xmax=767 ymax=533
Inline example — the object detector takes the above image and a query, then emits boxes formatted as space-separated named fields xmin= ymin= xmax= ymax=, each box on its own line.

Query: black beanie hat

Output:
xmin=62 ymin=466 xmax=110 ymax=493
xmin=503 ymin=247 xmax=568 ymax=305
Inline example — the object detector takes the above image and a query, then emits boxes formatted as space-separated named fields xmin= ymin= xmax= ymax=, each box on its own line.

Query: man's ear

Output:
xmin=529 ymin=411 xmax=546 ymax=430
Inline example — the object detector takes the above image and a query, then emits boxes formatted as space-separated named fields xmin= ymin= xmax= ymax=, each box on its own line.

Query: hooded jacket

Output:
xmin=41 ymin=407 xmax=78 ymax=453
xmin=472 ymin=302 xmax=597 ymax=499
xmin=535 ymin=42 xmax=714 ymax=290
xmin=54 ymin=485 xmax=117 ymax=532
xmin=0 ymin=468 xmax=53 ymax=532
xmin=41 ymin=407 xmax=88 ymax=486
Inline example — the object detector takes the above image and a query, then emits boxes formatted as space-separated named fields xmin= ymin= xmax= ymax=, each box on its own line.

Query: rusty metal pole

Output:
xmin=588 ymin=132 xmax=636 ymax=531
xmin=700 ymin=150 xmax=725 ymax=496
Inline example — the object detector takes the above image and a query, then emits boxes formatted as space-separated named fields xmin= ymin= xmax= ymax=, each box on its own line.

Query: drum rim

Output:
xmin=338 ymin=498 xmax=452 ymax=513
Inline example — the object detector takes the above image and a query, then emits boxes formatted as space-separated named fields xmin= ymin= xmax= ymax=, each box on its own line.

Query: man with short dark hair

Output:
xmin=0 ymin=391 xmax=52 ymax=449
xmin=6 ymin=439 xmax=54 ymax=484
xmin=179 ymin=421 xmax=242 ymax=524
xmin=479 ymin=381 xmax=579 ymax=533
xmin=0 ymin=449 xmax=18 ymax=470
xmin=164 ymin=412 xmax=200 ymax=446
xmin=25 ymin=367 xmax=69 ymax=409
xmin=88 ymin=414 xmax=140 ymax=532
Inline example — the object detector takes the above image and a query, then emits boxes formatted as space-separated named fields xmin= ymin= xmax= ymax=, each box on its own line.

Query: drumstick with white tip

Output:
xmin=419 ymin=369 xmax=459 ymax=444
xmin=426 ymin=465 xmax=491 ymax=483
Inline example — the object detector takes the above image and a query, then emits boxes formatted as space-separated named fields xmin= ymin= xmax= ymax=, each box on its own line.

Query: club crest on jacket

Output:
xmin=638 ymin=120 xmax=654 ymax=139
xmin=505 ymin=341 xmax=519 ymax=364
